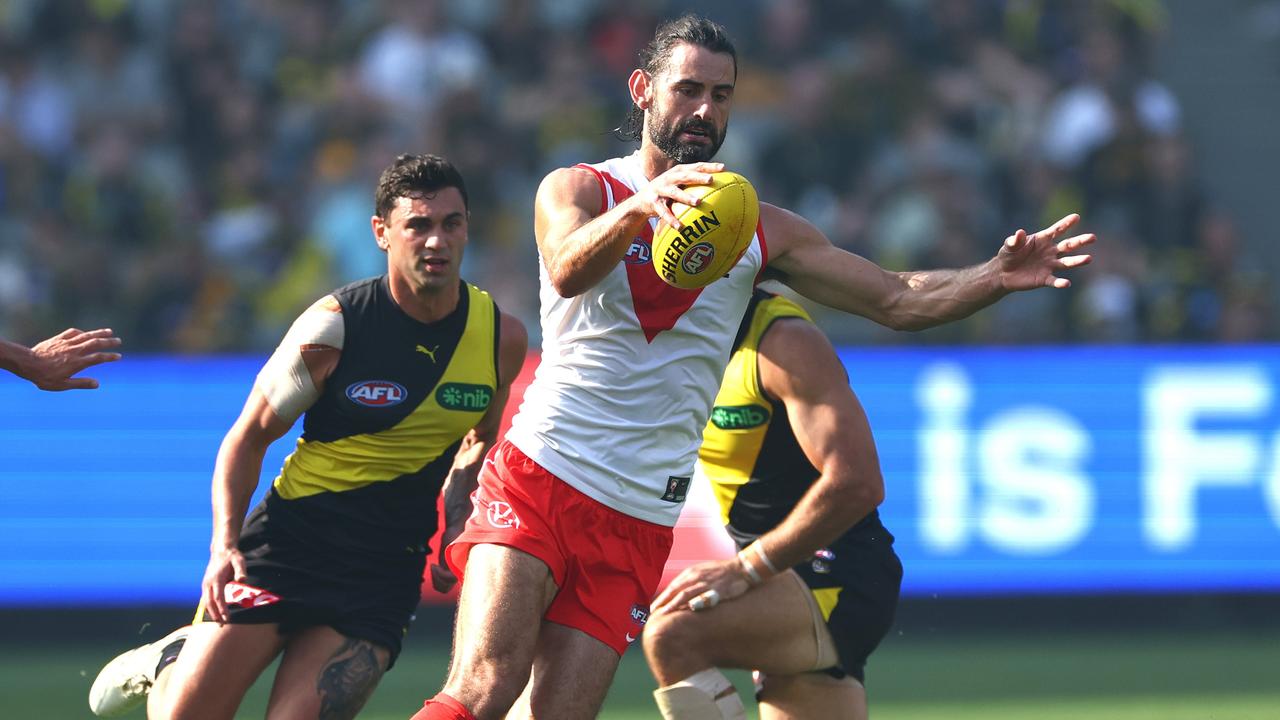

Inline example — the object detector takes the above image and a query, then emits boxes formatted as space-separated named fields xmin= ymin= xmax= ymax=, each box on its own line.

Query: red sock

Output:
xmin=408 ymin=692 xmax=476 ymax=720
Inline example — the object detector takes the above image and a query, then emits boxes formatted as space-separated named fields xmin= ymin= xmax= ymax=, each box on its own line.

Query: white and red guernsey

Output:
xmin=507 ymin=152 xmax=768 ymax=526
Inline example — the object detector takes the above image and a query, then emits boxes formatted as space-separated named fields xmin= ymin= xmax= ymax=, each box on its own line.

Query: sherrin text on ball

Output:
xmin=652 ymin=171 xmax=759 ymax=290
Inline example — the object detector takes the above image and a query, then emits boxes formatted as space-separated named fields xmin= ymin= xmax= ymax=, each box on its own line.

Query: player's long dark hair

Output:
xmin=613 ymin=15 xmax=738 ymax=143
xmin=375 ymin=154 xmax=470 ymax=218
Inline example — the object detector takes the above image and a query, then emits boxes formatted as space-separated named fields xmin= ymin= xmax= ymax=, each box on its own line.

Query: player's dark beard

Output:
xmin=648 ymin=113 xmax=726 ymax=163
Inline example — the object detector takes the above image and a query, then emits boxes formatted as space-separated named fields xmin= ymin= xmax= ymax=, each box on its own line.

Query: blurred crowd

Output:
xmin=0 ymin=0 xmax=1273 ymax=352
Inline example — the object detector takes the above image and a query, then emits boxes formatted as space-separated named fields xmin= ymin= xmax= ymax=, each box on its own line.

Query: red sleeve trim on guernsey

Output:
xmin=573 ymin=163 xmax=609 ymax=215
xmin=753 ymin=218 xmax=769 ymax=285
xmin=410 ymin=692 xmax=476 ymax=720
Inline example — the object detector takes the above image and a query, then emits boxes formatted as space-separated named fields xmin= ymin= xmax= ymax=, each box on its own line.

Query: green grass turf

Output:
xmin=5 ymin=625 xmax=1277 ymax=718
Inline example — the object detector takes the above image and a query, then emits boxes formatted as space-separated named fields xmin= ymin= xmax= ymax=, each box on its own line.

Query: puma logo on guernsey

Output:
xmin=415 ymin=344 xmax=439 ymax=362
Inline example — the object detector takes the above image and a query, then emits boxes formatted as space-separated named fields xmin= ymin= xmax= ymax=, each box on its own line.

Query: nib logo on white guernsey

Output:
xmin=486 ymin=501 xmax=520 ymax=529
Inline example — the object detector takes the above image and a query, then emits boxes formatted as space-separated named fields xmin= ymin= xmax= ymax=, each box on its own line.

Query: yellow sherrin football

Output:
xmin=652 ymin=171 xmax=759 ymax=290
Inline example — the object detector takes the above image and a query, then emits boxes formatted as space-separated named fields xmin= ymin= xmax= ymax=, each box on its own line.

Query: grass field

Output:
xmin=3 ymin=606 xmax=1277 ymax=719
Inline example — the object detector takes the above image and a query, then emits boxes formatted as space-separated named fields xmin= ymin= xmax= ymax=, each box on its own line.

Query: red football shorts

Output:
xmin=445 ymin=440 xmax=674 ymax=655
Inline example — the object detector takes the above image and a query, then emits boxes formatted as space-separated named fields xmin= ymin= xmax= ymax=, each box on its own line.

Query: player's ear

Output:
xmin=370 ymin=215 xmax=389 ymax=252
xmin=628 ymin=69 xmax=651 ymax=109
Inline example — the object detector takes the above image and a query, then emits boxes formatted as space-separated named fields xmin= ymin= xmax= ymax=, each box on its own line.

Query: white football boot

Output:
xmin=88 ymin=626 xmax=190 ymax=717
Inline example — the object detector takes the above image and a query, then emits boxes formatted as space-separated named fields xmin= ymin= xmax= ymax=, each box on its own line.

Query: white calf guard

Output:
xmin=653 ymin=668 xmax=747 ymax=720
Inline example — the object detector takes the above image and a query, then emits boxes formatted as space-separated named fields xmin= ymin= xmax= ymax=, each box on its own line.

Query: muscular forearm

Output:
xmin=0 ymin=339 xmax=34 ymax=377
xmin=886 ymin=258 xmax=1008 ymax=331
xmin=440 ymin=466 xmax=478 ymax=531
xmin=782 ymin=248 xmax=1010 ymax=332
xmin=544 ymin=198 xmax=652 ymax=297
xmin=752 ymin=474 xmax=881 ymax=572
xmin=209 ymin=436 xmax=269 ymax=551
xmin=440 ymin=432 xmax=495 ymax=528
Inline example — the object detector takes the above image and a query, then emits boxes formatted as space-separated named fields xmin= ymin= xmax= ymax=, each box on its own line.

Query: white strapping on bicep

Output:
xmin=254 ymin=304 xmax=345 ymax=423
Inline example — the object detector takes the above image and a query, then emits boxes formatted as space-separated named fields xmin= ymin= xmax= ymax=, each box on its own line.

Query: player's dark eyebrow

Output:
xmin=406 ymin=211 xmax=465 ymax=224
xmin=672 ymin=78 xmax=735 ymax=93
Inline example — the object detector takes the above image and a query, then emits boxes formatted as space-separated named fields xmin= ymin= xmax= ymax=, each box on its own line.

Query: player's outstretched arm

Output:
xmin=652 ymin=318 xmax=883 ymax=615
xmin=0 ymin=328 xmax=122 ymax=390
xmin=534 ymin=162 xmax=723 ymax=297
xmin=764 ymin=205 xmax=1094 ymax=331
xmin=431 ymin=311 xmax=528 ymax=594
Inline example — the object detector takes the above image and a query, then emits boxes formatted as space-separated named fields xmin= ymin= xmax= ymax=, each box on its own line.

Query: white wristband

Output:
xmin=736 ymin=552 xmax=763 ymax=586
xmin=752 ymin=542 xmax=780 ymax=575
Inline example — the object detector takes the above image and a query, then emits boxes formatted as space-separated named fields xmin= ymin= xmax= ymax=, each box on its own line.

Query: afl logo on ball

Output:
xmin=346 ymin=380 xmax=407 ymax=407
xmin=680 ymin=242 xmax=715 ymax=275
xmin=624 ymin=239 xmax=652 ymax=265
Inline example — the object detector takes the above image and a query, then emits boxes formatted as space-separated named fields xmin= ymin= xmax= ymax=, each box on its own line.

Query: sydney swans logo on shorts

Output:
xmin=624 ymin=238 xmax=652 ymax=265
xmin=346 ymin=380 xmax=408 ymax=407
xmin=486 ymin=500 xmax=520 ymax=529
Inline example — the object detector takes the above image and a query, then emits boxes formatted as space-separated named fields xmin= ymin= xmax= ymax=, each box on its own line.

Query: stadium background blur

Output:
xmin=3 ymin=1 xmax=1280 ymax=718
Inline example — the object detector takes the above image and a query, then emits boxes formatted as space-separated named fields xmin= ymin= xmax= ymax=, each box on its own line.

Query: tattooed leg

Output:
xmin=316 ymin=637 xmax=387 ymax=720
xmin=266 ymin=627 xmax=391 ymax=720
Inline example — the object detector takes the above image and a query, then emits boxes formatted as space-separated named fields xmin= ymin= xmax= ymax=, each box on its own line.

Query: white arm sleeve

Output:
xmin=254 ymin=301 xmax=345 ymax=424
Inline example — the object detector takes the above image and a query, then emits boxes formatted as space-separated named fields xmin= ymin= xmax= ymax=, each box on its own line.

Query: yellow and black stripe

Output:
xmin=259 ymin=276 xmax=498 ymax=559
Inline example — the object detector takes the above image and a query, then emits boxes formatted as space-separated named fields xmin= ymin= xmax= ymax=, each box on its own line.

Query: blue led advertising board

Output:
xmin=2 ymin=347 xmax=1278 ymax=605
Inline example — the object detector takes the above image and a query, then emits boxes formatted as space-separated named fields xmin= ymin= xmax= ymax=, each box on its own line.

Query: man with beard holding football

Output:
xmin=412 ymin=14 xmax=1094 ymax=720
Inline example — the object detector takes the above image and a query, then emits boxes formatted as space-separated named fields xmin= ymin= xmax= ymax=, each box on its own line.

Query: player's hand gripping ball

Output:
xmin=652 ymin=171 xmax=759 ymax=290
